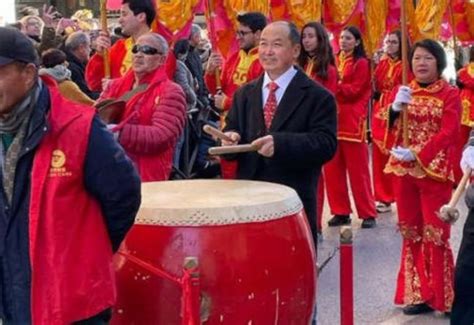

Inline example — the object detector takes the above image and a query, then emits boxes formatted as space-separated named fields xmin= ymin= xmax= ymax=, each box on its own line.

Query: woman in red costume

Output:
xmin=385 ymin=39 xmax=460 ymax=315
xmin=453 ymin=46 xmax=474 ymax=184
xmin=371 ymin=31 xmax=405 ymax=213
xmin=325 ymin=26 xmax=377 ymax=228
xmin=298 ymin=22 xmax=338 ymax=238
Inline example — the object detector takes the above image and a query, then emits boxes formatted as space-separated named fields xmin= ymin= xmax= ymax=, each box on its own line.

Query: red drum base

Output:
xmin=111 ymin=180 xmax=316 ymax=324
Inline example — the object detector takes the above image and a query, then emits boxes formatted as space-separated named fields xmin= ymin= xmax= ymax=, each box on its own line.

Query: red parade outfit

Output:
xmin=304 ymin=60 xmax=338 ymax=232
xmin=371 ymin=55 xmax=404 ymax=204
xmin=324 ymin=53 xmax=376 ymax=220
xmin=453 ymin=63 xmax=474 ymax=183
xmin=384 ymin=79 xmax=460 ymax=312
xmin=85 ymin=38 xmax=176 ymax=92
xmin=205 ymin=47 xmax=264 ymax=179
xmin=100 ymin=68 xmax=186 ymax=182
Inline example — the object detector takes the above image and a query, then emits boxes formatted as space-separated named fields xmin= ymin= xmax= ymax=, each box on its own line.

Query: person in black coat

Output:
xmin=65 ymin=31 xmax=100 ymax=100
xmin=222 ymin=21 xmax=337 ymax=246
xmin=452 ymin=133 xmax=474 ymax=324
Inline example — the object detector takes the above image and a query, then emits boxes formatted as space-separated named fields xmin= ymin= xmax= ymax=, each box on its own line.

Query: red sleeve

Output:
xmin=119 ymin=82 xmax=187 ymax=154
xmin=86 ymin=40 xmax=127 ymax=92
xmin=85 ymin=53 xmax=106 ymax=92
xmin=324 ymin=65 xmax=338 ymax=95
xmin=417 ymin=87 xmax=461 ymax=166
xmin=337 ymin=58 xmax=370 ymax=100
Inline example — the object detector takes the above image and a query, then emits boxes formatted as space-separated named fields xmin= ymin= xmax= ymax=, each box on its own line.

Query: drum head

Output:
xmin=137 ymin=180 xmax=303 ymax=226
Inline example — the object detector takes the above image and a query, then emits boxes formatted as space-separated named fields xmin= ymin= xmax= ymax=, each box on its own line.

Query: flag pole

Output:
xmin=206 ymin=0 xmax=222 ymax=91
xmin=100 ymin=0 xmax=111 ymax=79
xmin=400 ymin=0 xmax=409 ymax=147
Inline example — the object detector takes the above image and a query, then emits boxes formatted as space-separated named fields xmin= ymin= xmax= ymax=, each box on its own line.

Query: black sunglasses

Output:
xmin=132 ymin=44 xmax=162 ymax=55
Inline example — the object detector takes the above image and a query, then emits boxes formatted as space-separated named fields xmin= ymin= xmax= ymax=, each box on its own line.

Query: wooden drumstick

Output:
xmin=203 ymin=125 xmax=233 ymax=142
xmin=208 ymin=144 xmax=259 ymax=155
xmin=439 ymin=167 xmax=472 ymax=224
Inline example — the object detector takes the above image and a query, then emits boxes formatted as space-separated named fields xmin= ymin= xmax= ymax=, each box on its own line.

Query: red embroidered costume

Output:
xmin=385 ymin=79 xmax=460 ymax=312
xmin=205 ymin=48 xmax=263 ymax=178
xmin=324 ymin=53 xmax=376 ymax=220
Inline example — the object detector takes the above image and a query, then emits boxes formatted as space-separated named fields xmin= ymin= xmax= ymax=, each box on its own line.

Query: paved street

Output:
xmin=316 ymin=190 xmax=467 ymax=324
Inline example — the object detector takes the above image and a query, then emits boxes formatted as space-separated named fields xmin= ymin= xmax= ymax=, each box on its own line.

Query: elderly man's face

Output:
xmin=0 ymin=62 xmax=37 ymax=116
xmin=132 ymin=34 xmax=166 ymax=75
xmin=258 ymin=23 xmax=300 ymax=79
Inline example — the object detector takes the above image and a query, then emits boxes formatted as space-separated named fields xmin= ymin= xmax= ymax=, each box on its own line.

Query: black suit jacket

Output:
xmin=224 ymin=68 xmax=337 ymax=235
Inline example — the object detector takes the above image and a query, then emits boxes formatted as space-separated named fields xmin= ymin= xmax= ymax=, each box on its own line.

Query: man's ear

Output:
xmin=23 ymin=63 xmax=39 ymax=88
xmin=137 ymin=12 xmax=147 ymax=25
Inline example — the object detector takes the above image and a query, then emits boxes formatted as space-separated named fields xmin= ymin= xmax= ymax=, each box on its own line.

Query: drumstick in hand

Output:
xmin=208 ymin=144 xmax=259 ymax=155
xmin=203 ymin=125 xmax=233 ymax=142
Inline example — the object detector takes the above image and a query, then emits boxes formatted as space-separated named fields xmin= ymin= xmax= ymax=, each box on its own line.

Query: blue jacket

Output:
xmin=0 ymin=81 xmax=141 ymax=322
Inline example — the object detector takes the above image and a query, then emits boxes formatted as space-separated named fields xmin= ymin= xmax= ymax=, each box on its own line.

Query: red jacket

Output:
xmin=205 ymin=47 xmax=263 ymax=112
xmin=303 ymin=61 xmax=338 ymax=94
xmin=30 ymin=81 xmax=115 ymax=324
xmin=335 ymin=54 xmax=371 ymax=142
xmin=385 ymin=79 xmax=460 ymax=182
xmin=372 ymin=56 xmax=404 ymax=152
xmin=101 ymin=68 xmax=186 ymax=182
xmin=458 ymin=63 xmax=474 ymax=127
xmin=85 ymin=38 xmax=177 ymax=92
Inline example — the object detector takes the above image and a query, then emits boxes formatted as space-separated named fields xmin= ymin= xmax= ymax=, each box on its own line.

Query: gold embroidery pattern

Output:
xmin=385 ymin=81 xmax=451 ymax=181
xmin=444 ymin=249 xmax=454 ymax=311
xmin=461 ymin=98 xmax=472 ymax=127
xmin=404 ymin=245 xmax=423 ymax=305
xmin=399 ymin=224 xmax=422 ymax=243
xmin=231 ymin=48 xmax=259 ymax=86
xmin=120 ymin=38 xmax=134 ymax=76
xmin=422 ymin=225 xmax=444 ymax=246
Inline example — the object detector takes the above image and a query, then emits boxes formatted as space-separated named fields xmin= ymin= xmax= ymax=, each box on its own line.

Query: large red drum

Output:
xmin=112 ymin=180 xmax=316 ymax=324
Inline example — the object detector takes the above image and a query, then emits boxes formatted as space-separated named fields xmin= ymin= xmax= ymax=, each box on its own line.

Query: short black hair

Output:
xmin=174 ymin=39 xmax=190 ymax=57
xmin=41 ymin=49 xmax=67 ymax=68
xmin=237 ymin=12 xmax=267 ymax=33
xmin=409 ymin=39 xmax=447 ymax=76
xmin=342 ymin=25 xmax=366 ymax=59
xmin=122 ymin=0 xmax=156 ymax=27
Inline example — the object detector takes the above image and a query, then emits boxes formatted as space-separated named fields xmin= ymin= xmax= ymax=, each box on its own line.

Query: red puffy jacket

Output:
xmin=101 ymin=68 xmax=186 ymax=181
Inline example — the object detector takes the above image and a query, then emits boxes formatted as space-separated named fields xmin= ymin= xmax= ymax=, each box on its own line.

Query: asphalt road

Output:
xmin=316 ymin=189 xmax=467 ymax=324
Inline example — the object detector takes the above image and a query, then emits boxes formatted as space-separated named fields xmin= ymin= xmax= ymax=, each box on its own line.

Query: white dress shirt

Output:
xmin=261 ymin=66 xmax=298 ymax=107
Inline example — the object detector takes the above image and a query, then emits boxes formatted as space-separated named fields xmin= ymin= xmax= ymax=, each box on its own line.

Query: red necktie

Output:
xmin=264 ymin=82 xmax=279 ymax=129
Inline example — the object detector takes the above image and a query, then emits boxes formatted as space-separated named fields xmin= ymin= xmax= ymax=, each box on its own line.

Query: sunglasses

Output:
xmin=132 ymin=44 xmax=162 ymax=55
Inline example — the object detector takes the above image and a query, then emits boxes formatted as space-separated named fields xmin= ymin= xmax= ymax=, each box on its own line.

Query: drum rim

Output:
xmin=136 ymin=180 xmax=304 ymax=226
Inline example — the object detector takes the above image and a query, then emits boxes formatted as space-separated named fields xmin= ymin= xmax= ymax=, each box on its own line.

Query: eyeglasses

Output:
xmin=236 ymin=30 xmax=253 ymax=37
xmin=131 ymin=44 xmax=163 ymax=55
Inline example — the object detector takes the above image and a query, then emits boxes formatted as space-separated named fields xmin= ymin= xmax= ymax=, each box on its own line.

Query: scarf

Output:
xmin=0 ymin=81 xmax=41 ymax=204
xmin=39 ymin=64 xmax=72 ymax=83
xmin=0 ymin=82 xmax=40 ymax=134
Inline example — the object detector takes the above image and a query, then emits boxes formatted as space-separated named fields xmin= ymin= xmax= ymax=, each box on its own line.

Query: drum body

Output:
xmin=112 ymin=180 xmax=316 ymax=325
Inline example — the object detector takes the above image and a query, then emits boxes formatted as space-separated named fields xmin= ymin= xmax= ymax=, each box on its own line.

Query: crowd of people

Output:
xmin=1 ymin=0 xmax=474 ymax=323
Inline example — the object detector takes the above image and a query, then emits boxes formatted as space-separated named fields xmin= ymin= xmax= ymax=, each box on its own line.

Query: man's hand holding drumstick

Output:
xmin=204 ymin=125 xmax=272 ymax=157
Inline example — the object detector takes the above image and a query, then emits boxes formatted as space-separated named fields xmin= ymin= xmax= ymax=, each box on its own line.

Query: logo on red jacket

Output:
xmin=49 ymin=149 xmax=72 ymax=177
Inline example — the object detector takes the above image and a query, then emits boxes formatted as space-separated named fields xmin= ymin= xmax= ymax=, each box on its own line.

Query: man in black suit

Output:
xmin=222 ymin=21 xmax=337 ymax=246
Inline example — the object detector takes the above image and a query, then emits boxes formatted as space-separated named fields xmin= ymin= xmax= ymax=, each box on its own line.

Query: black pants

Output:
xmin=452 ymin=209 xmax=474 ymax=325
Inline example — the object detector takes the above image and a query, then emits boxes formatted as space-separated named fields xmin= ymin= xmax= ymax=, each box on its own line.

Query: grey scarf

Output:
xmin=0 ymin=82 xmax=40 ymax=134
xmin=39 ymin=64 xmax=72 ymax=83
xmin=0 ymin=82 xmax=41 ymax=204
